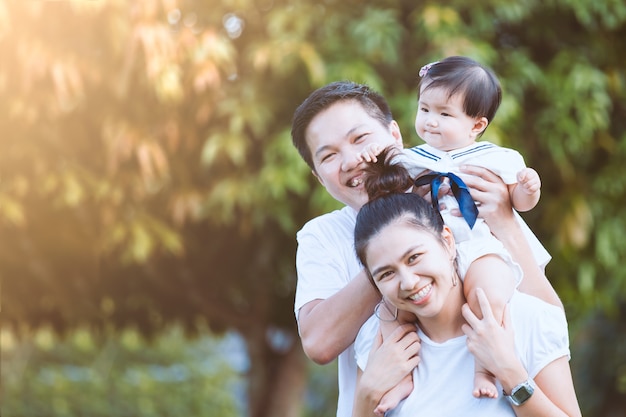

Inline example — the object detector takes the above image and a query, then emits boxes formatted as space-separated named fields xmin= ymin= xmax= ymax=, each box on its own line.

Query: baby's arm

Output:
xmin=357 ymin=143 xmax=385 ymax=163
xmin=510 ymin=167 xmax=541 ymax=212
xmin=464 ymin=254 xmax=516 ymax=325
xmin=463 ymin=254 xmax=517 ymax=398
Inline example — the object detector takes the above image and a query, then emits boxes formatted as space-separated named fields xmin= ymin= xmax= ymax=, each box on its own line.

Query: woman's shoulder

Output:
xmin=509 ymin=291 xmax=570 ymax=377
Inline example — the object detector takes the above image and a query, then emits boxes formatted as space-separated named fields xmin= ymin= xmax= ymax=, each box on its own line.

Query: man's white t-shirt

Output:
xmin=294 ymin=206 xmax=362 ymax=417
xmin=355 ymin=291 xmax=570 ymax=417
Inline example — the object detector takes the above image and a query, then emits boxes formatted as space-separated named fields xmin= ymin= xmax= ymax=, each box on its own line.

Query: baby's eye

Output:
xmin=441 ymin=112 xmax=450 ymax=117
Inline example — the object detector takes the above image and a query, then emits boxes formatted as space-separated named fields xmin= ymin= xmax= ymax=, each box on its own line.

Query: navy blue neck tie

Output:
xmin=414 ymin=172 xmax=479 ymax=229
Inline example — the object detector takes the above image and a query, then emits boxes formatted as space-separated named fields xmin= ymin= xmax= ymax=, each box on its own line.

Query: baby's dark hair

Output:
xmin=420 ymin=56 xmax=502 ymax=135
xmin=355 ymin=148 xmax=446 ymax=270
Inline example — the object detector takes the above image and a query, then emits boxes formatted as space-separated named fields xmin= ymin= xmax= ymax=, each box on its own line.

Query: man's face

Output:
xmin=305 ymin=100 xmax=403 ymax=210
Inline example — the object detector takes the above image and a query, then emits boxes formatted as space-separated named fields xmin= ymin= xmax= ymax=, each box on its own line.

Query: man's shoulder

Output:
xmin=510 ymin=291 xmax=566 ymax=326
xmin=298 ymin=206 xmax=357 ymax=238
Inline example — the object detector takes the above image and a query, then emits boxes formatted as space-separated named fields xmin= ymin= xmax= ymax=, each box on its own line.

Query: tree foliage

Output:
xmin=2 ymin=327 xmax=243 ymax=417
xmin=1 ymin=0 xmax=625 ymax=415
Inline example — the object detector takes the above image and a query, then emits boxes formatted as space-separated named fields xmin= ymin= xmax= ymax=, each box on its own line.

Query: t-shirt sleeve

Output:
xmin=513 ymin=211 xmax=552 ymax=269
xmin=293 ymin=212 xmax=359 ymax=321
xmin=354 ymin=315 xmax=380 ymax=371
xmin=514 ymin=294 xmax=570 ymax=379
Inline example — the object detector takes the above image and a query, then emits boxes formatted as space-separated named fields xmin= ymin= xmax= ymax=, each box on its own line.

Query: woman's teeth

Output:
xmin=409 ymin=284 xmax=431 ymax=302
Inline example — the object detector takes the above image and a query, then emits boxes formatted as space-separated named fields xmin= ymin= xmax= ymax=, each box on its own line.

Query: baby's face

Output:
xmin=414 ymin=86 xmax=483 ymax=151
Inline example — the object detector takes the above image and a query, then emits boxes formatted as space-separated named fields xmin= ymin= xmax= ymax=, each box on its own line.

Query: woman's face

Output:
xmin=365 ymin=219 xmax=458 ymax=319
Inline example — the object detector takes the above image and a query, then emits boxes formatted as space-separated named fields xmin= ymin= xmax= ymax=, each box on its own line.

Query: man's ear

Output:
xmin=312 ymin=169 xmax=325 ymax=186
xmin=389 ymin=120 xmax=404 ymax=146
xmin=472 ymin=117 xmax=489 ymax=137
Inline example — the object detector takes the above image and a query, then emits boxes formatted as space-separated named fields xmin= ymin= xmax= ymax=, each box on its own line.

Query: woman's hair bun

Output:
xmin=363 ymin=147 xmax=413 ymax=201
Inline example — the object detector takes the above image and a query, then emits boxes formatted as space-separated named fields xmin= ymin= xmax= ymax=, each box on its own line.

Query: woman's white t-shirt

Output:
xmin=355 ymin=291 xmax=570 ymax=417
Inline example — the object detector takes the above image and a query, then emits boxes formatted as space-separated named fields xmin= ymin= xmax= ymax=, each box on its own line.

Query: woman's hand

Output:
xmin=461 ymin=288 xmax=526 ymax=385
xmin=359 ymin=324 xmax=421 ymax=403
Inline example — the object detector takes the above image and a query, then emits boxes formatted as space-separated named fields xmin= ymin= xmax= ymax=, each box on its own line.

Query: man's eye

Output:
xmin=354 ymin=133 xmax=368 ymax=142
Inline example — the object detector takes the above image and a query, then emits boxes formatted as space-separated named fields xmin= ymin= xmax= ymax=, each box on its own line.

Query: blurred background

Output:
xmin=1 ymin=0 xmax=625 ymax=416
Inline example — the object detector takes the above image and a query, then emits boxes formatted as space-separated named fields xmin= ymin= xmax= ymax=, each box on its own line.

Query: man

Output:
xmin=291 ymin=82 xmax=409 ymax=417
xmin=290 ymin=81 xmax=560 ymax=417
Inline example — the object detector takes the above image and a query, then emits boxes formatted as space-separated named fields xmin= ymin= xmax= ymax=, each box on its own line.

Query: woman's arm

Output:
xmin=459 ymin=165 xmax=562 ymax=308
xmin=352 ymin=324 xmax=421 ymax=417
xmin=462 ymin=289 xmax=581 ymax=417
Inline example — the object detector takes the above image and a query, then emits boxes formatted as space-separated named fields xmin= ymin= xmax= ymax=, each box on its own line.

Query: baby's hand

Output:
xmin=357 ymin=143 xmax=384 ymax=163
xmin=516 ymin=167 xmax=541 ymax=195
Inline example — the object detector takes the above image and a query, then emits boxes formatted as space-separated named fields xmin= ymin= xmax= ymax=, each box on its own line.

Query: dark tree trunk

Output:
xmin=245 ymin=329 xmax=308 ymax=417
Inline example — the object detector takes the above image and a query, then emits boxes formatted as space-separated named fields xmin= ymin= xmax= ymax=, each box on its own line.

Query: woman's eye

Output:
xmin=408 ymin=253 xmax=420 ymax=263
xmin=377 ymin=271 xmax=393 ymax=281
xmin=321 ymin=153 xmax=335 ymax=162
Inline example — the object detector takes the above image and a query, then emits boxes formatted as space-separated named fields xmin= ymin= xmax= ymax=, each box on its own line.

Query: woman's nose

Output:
xmin=399 ymin=269 xmax=420 ymax=291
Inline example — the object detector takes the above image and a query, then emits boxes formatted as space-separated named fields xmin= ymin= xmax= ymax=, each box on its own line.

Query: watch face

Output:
xmin=511 ymin=382 xmax=534 ymax=405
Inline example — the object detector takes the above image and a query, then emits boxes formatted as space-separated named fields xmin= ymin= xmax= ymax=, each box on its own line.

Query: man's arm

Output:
xmin=298 ymin=268 xmax=380 ymax=364
xmin=460 ymin=165 xmax=563 ymax=309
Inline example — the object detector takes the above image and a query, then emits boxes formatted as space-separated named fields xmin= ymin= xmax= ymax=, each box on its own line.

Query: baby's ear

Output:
xmin=472 ymin=117 xmax=489 ymax=136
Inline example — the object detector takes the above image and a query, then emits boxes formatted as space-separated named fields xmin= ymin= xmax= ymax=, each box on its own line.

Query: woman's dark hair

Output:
xmin=355 ymin=148 xmax=446 ymax=270
xmin=420 ymin=56 xmax=501 ymax=136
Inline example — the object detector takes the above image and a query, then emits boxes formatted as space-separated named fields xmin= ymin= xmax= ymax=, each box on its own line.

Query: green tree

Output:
xmin=1 ymin=0 xmax=625 ymax=415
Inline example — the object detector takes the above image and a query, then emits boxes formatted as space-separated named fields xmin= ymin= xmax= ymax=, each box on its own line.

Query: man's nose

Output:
xmin=341 ymin=153 xmax=360 ymax=171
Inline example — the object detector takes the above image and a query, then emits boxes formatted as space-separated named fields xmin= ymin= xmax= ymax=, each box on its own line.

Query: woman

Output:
xmin=351 ymin=153 xmax=581 ymax=416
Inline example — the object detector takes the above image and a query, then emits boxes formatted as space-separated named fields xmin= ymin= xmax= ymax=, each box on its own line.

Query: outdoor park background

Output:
xmin=1 ymin=0 xmax=625 ymax=416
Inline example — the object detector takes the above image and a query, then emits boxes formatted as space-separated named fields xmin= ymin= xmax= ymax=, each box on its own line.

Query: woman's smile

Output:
xmin=407 ymin=283 xmax=432 ymax=304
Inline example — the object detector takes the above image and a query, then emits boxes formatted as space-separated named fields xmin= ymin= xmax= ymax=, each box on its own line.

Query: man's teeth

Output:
xmin=350 ymin=178 xmax=363 ymax=187
xmin=409 ymin=285 xmax=431 ymax=301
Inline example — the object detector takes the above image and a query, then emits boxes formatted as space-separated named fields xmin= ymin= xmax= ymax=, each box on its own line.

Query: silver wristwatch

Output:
xmin=504 ymin=379 xmax=535 ymax=406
